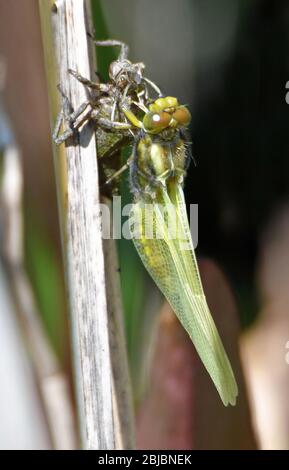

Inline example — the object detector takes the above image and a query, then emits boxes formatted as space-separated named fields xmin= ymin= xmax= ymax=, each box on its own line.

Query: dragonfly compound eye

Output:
xmin=149 ymin=96 xmax=179 ymax=113
xmin=143 ymin=111 xmax=172 ymax=133
xmin=172 ymin=107 xmax=191 ymax=127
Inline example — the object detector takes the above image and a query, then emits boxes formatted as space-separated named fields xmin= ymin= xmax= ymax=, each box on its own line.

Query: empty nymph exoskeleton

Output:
xmin=53 ymin=39 xmax=162 ymax=147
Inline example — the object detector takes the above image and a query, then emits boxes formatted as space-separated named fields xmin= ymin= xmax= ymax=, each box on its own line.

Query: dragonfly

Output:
xmin=119 ymin=97 xmax=238 ymax=406
xmin=54 ymin=42 xmax=238 ymax=406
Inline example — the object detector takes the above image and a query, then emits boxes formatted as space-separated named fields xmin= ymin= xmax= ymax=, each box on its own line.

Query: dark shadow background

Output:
xmin=188 ymin=0 xmax=289 ymax=325
xmin=94 ymin=0 xmax=289 ymax=328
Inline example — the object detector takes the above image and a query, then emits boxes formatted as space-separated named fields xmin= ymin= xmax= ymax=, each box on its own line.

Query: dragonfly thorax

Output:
xmin=134 ymin=133 xmax=186 ymax=196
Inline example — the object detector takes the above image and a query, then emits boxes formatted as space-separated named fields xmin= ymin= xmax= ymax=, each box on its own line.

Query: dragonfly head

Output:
xmin=142 ymin=96 xmax=191 ymax=134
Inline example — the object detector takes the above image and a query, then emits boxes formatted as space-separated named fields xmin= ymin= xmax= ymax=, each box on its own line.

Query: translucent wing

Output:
xmin=131 ymin=181 xmax=238 ymax=406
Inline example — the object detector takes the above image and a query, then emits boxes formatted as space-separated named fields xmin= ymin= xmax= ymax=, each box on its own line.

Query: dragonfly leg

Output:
xmin=69 ymin=101 xmax=91 ymax=124
xmin=53 ymin=86 xmax=74 ymax=144
xmin=131 ymin=168 xmax=163 ymax=198
xmin=68 ymin=68 xmax=100 ymax=89
xmin=143 ymin=77 xmax=163 ymax=98
xmin=130 ymin=139 xmax=142 ymax=195
xmin=110 ymin=100 xmax=117 ymax=121
xmin=103 ymin=155 xmax=133 ymax=187
xmin=97 ymin=117 xmax=133 ymax=131
xmin=89 ymin=37 xmax=129 ymax=61
xmin=68 ymin=69 xmax=113 ymax=104
xmin=120 ymin=102 xmax=143 ymax=129
xmin=57 ymin=84 xmax=73 ymax=117
xmin=53 ymin=85 xmax=92 ymax=145
xmin=53 ymin=109 xmax=73 ymax=145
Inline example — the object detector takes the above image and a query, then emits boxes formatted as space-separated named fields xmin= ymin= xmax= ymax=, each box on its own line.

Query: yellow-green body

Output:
xmin=129 ymin=100 xmax=238 ymax=406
